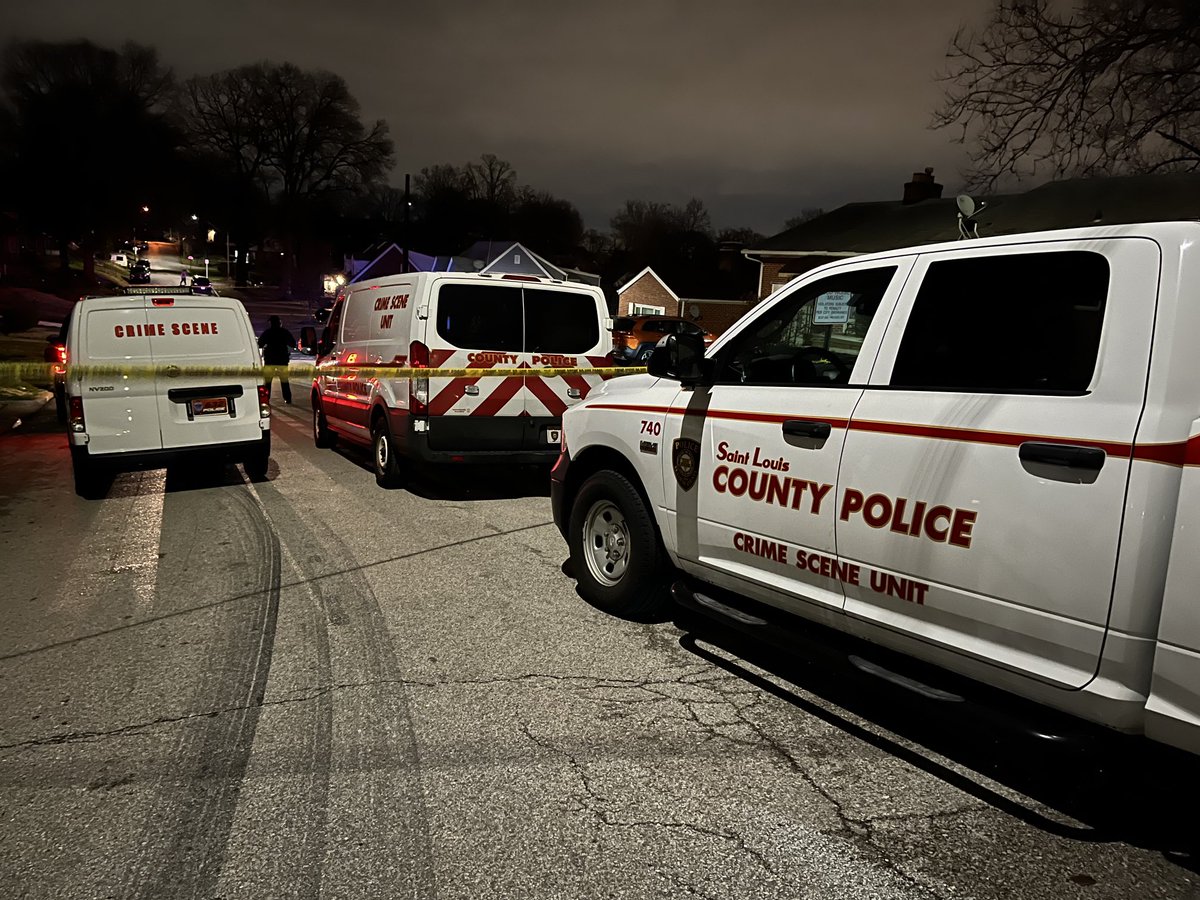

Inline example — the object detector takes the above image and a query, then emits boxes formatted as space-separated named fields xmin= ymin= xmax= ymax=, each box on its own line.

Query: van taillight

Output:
xmin=68 ymin=396 xmax=85 ymax=432
xmin=257 ymin=385 xmax=271 ymax=418
xmin=410 ymin=340 xmax=430 ymax=416
xmin=151 ymin=297 xmax=174 ymax=306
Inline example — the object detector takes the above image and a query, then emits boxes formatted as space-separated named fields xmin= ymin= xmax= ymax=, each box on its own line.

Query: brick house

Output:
xmin=615 ymin=266 xmax=755 ymax=336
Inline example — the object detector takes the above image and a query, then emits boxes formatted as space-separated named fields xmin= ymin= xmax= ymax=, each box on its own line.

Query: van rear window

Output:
xmin=524 ymin=289 xmax=600 ymax=353
xmin=436 ymin=284 xmax=523 ymax=352
xmin=435 ymin=284 xmax=600 ymax=353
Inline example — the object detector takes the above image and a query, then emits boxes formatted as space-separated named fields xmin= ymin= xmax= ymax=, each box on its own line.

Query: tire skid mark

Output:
xmin=118 ymin=485 xmax=281 ymax=900
xmin=249 ymin=460 xmax=437 ymax=900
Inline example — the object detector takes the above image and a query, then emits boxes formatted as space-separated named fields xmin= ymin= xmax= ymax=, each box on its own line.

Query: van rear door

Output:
xmin=78 ymin=303 xmax=162 ymax=454
xmin=425 ymin=280 xmax=526 ymax=450
xmin=520 ymin=285 xmax=608 ymax=449
xmin=146 ymin=299 xmax=262 ymax=450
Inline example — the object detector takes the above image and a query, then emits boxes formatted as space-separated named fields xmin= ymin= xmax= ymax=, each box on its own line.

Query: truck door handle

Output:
xmin=1018 ymin=442 xmax=1106 ymax=471
xmin=464 ymin=385 xmax=480 ymax=396
xmin=782 ymin=420 xmax=831 ymax=440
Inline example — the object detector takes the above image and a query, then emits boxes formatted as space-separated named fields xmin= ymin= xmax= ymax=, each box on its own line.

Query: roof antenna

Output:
xmin=956 ymin=194 xmax=986 ymax=239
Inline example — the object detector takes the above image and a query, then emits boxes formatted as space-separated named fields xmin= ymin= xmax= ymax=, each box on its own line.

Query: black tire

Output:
xmin=372 ymin=416 xmax=405 ymax=489
xmin=312 ymin=395 xmax=336 ymax=448
xmin=71 ymin=447 xmax=104 ymax=499
xmin=244 ymin=432 xmax=271 ymax=481
xmin=637 ymin=346 xmax=654 ymax=363
xmin=567 ymin=469 xmax=672 ymax=619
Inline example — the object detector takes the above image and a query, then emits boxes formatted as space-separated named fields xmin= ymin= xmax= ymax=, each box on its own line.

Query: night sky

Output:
xmin=0 ymin=0 xmax=995 ymax=235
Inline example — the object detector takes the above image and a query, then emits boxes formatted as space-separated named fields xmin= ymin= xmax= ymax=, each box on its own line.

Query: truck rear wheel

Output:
xmin=372 ymin=416 xmax=405 ymax=489
xmin=568 ymin=470 xmax=672 ymax=619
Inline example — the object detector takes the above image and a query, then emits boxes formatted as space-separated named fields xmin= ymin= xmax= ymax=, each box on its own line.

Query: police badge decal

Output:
xmin=672 ymin=438 xmax=701 ymax=490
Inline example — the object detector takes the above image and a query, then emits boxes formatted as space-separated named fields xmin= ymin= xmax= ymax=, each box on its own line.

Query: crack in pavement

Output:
xmin=0 ymin=670 xmax=730 ymax=753
xmin=516 ymin=720 xmax=782 ymax=879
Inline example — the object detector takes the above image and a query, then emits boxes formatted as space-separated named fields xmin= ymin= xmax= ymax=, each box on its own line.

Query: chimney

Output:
xmin=902 ymin=167 xmax=943 ymax=205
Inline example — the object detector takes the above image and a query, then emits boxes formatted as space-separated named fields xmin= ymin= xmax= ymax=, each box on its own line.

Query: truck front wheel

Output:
xmin=568 ymin=470 xmax=672 ymax=619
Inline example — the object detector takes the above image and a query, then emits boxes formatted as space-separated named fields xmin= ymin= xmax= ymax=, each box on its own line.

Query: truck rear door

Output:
xmin=146 ymin=299 xmax=262 ymax=450
xmin=837 ymin=239 xmax=1159 ymax=689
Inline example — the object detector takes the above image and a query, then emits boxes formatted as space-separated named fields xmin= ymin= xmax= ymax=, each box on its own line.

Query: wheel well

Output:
xmin=564 ymin=445 xmax=654 ymax=524
xmin=370 ymin=404 xmax=388 ymax=430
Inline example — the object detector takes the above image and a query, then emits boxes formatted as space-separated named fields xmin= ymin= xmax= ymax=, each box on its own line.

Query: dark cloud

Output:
xmin=0 ymin=0 xmax=993 ymax=234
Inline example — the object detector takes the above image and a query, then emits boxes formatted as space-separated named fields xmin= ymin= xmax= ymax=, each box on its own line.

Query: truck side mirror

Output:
xmin=647 ymin=332 xmax=708 ymax=385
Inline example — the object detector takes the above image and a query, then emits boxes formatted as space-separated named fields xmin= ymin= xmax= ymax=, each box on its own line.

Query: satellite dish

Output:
xmin=956 ymin=194 xmax=976 ymax=217
xmin=689 ymin=303 xmax=700 ymax=319
xmin=472 ymin=259 xmax=484 ymax=270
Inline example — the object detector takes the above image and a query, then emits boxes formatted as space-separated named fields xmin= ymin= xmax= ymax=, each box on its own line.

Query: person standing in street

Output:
xmin=179 ymin=269 xmax=189 ymax=286
xmin=258 ymin=315 xmax=295 ymax=404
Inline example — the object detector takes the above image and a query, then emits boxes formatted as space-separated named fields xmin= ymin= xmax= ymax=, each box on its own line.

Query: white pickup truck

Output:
xmin=551 ymin=221 xmax=1200 ymax=757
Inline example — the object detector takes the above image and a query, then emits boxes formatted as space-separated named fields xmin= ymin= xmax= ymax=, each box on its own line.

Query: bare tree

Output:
xmin=257 ymin=63 xmax=393 ymax=204
xmin=466 ymin=153 xmax=517 ymax=207
xmin=0 ymin=40 xmax=177 ymax=277
xmin=936 ymin=0 xmax=1200 ymax=189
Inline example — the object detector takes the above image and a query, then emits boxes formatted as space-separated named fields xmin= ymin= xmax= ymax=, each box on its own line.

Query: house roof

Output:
xmin=750 ymin=173 xmax=1200 ymax=257
xmin=616 ymin=266 xmax=681 ymax=302
xmin=351 ymin=244 xmax=438 ymax=282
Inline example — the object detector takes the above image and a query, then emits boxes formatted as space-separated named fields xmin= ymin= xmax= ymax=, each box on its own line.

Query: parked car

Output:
xmin=611 ymin=315 xmax=715 ymax=364
xmin=128 ymin=266 xmax=151 ymax=284
xmin=190 ymin=276 xmax=214 ymax=295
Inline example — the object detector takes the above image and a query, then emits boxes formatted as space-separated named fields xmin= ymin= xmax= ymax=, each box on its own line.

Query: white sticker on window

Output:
xmin=813 ymin=291 xmax=853 ymax=325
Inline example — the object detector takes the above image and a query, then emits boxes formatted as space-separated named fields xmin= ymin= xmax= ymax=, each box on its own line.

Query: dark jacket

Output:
xmin=258 ymin=326 xmax=295 ymax=366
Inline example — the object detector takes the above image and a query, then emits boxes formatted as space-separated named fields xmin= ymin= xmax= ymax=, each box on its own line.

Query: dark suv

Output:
xmin=611 ymin=315 xmax=715 ymax=363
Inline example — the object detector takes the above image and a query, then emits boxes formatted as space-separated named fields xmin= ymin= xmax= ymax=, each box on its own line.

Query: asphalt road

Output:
xmin=1 ymin=393 xmax=1198 ymax=900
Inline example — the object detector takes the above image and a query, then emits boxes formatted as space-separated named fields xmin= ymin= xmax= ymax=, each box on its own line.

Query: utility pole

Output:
xmin=403 ymin=173 xmax=410 ymax=274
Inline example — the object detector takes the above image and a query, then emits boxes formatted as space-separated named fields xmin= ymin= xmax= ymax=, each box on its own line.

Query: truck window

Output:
xmin=436 ymin=284 xmax=523 ymax=352
xmin=889 ymin=251 xmax=1108 ymax=393
xmin=714 ymin=266 xmax=897 ymax=385
xmin=524 ymin=288 xmax=599 ymax=353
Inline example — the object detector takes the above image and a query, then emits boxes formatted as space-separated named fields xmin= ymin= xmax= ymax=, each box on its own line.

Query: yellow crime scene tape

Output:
xmin=0 ymin=362 xmax=647 ymax=381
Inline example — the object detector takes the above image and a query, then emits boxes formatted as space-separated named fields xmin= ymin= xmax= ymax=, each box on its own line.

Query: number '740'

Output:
xmin=640 ymin=420 xmax=661 ymax=436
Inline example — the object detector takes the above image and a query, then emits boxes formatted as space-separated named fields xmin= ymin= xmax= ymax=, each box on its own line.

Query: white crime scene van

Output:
xmin=311 ymin=272 xmax=611 ymax=486
xmin=551 ymin=221 xmax=1200 ymax=757
xmin=64 ymin=288 xmax=271 ymax=496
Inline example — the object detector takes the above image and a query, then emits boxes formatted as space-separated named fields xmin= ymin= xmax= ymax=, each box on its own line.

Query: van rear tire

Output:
xmin=567 ymin=470 xmax=672 ymax=620
xmin=372 ymin=417 xmax=405 ymax=489
xmin=244 ymin=433 xmax=271 ymax=481
xmin=71 ymin=447 xmax=104 ymax=499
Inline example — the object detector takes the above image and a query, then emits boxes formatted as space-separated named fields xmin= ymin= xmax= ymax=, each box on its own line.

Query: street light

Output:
xmin=190 ymin=214 xmax=198 ymax=221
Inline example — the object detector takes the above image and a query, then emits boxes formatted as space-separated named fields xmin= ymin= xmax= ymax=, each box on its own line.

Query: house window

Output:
xmin=631 ymin=303 xmax=666 ymax=315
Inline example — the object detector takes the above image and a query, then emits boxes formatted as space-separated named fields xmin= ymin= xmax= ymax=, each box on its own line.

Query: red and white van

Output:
xmin=311 ymin=272 xmax=611 ymax=487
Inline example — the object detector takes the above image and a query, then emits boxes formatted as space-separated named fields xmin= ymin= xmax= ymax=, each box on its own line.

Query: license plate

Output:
xmin=192 ymin=397 xmax=228 ymax=416
xmin=544 ymin=428 xmax=561 ymax=444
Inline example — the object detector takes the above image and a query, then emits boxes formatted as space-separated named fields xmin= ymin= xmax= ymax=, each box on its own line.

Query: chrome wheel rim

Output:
xmin=583 ymin=499 xmax=630 ymax=586
xmin=375 ymin=431 xmax=389 ymax=472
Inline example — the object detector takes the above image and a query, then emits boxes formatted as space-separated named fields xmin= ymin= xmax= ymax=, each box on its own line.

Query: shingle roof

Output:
xmin=751 ymin=173 xmax=1200 ymax=255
